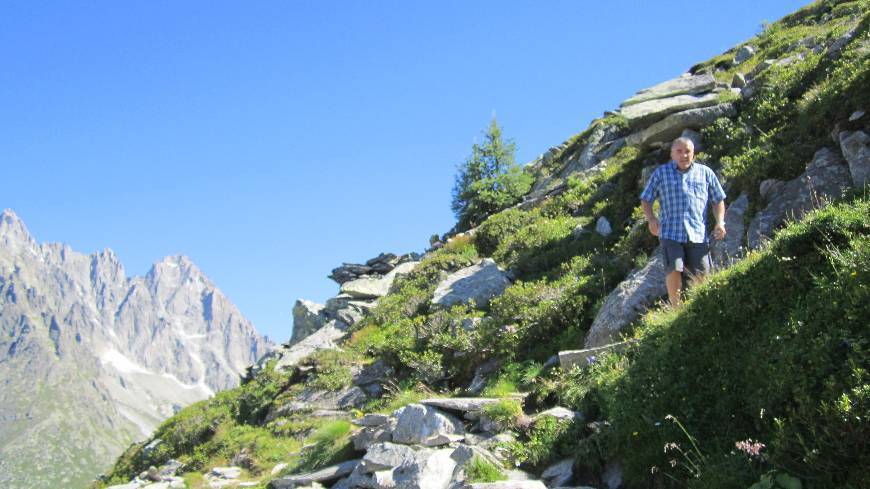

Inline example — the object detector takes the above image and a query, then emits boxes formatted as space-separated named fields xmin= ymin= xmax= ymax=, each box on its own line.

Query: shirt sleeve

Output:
xmin=708 ymin=170 xmax=726 ymax=203
xmin=640 ymin=169 xmax=658 ymax=202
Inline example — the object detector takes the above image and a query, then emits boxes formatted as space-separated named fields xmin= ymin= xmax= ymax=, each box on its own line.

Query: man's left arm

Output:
xmin=709 ymin=170 xmax=727 ymax=240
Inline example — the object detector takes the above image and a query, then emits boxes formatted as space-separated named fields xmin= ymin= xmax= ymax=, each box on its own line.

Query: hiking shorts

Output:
xmin=661 ymin=239 xmax=711 ymax=277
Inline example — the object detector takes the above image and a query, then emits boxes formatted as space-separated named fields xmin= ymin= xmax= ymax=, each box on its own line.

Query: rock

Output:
xmin=419 ymin=398 xmax=502 ymax=414
xmin=477 ymin=433 xmax=516 ymax=463
xmin=559 ymin=340 xmax=635 ymax=370
xmin=270 ymin=459 xmax=361 ymax=489
xmin=733 ymin=45 xmax=755 ymax=64
xmin=466 ymin=482 xmax=547 ymax=489
xmin=341 ymin=261 xmax=419 ymax=299
xmin=839 ymin=130 xmax=870 ymax=188
xmin=711 ymin=193 xmax=749 ymax=268
xmin=621 ymin=73 xmax=716 ymax=107
xmin=393 ymin=448 xmax=457 ymax=489
xmin=731 ymin=72 xmax=746 ymax=88
xmin=541 ymin=459 xmax=574 ymax=488
xmin=749 ymin=59 xmax=775 ymax=78
xmin=618 ymin=93 xmax=719 ymax=127
xmin=826 ymin=24 xmax=859 ymax=61
xmin=392 ymin=404 xmax=465 ymax=446
xmin=291 ymin=299 xmax=328 ymax=345
xmin=353 ymin=359 xmax=394 ymax=388
xmin=533 ymin=407 xmax=582 ymax=424
xmin=571 ymin=224 xmax=585 ymax=240
xmin=595 ymin=217 xmax=612 ymax=237
xmin=584 ymin=251 xmax=667 ymax=348
xmin=106 ymin=483 xmax=141 ymax=489
xmin=432 ymin=259 xmax=511 ymax=310
xmin=849 ymin=110 xmax=865 ymax=122
xmin=354 ymin=413 xmax=391 ymax=427
xmin=330 ymin=263 xmax=375 ymax=284
xmin=680 ymin=128 xmax=704 ymax=153
xmin=360 ymin=442 xmax=417 ymax=473
xmin=625 ymin=103 xmax=737 ymax=148
xmin=467 ymin=359 xmax=501 ymax=395
xmin=450 ymin=445 xmax=503 ymax=469
xmin=146 ymin=466 xmax=162 ymax=482
xmin=274 ymin=319 xmax=350 ymax=371
xmin=352 ymin=422 xmax=395 ymax=451
xmin=211 ymin=467 xmax=242 ymax=479
xmin=747 ymin=148 xmax=852 ymax=249
xmin=271 ymin=463 xmax=289 ymax=476
xmin=759 ymin=179 xmax=786 ymax=202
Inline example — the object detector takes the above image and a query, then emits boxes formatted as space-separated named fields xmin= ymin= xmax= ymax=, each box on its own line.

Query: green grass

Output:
xmin=465 ymin=456 xmax=507 ymax=483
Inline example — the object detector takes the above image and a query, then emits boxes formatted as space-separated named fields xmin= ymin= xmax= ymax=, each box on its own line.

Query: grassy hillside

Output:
xmin=96 ymin=1 xmax=869 ymax=488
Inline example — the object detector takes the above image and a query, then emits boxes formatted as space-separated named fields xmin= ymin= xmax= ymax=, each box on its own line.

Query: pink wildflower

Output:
xmin=735 ymin=439 xmax=766 ymax=458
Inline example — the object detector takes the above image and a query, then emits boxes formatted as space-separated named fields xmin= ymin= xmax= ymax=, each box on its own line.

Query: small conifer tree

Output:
xmin=451 ymin=118 xmax=533 ymax=231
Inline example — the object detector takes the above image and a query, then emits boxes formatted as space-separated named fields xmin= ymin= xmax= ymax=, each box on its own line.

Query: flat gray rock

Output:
xmin=359 ymin=442 xmax=417 ymax=474
xmin=734 ymin=45 xmax=755 ymax=64
xmin=269 ymin=459 xmax=361 ymax=488
xmin=541 ymin=458 xmax=574 ymax=488
xmin=341 ymin=261 xmax=419 ymax=299
xmin=274 ymin=319 xmax=350 ymax=371
xmin=466 ymin=482 xmax=547 ymax=489
xmin=559 ymin=340 xmax=635 ymax=370
xmin=584 ymin=251 xmax=667 ymax=349
xmin=747 ymin=147 xmax=852 ymax=250
xmin=839 ymin=130 xmax=869 ymax=188
xmin=625 ymin=103 xmax=737 ymax=148
xmin=420 ymin=398 xmax=501 ymax=413
xmin=393 ymin=448 xmax=457 ymax=489
xmin=618 ymin=92 xmax=719 ymax=127
xmin=621 ymin=73 xmax=716 ymax=107
xmin=432 ymin=259 xmax=511 ymax=310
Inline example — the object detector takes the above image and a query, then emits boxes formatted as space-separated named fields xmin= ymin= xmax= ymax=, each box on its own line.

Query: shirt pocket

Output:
xmin=688 ymin=180 xmax=708 ymax=200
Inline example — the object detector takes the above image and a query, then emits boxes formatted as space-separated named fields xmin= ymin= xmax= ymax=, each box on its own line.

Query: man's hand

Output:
xmin=713 ymin=223 xmax=726 ymax=240
xmin=648 ymin=217 xmax=660 ymax=237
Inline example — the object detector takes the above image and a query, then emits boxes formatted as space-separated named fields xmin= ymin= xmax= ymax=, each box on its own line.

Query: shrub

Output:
xmin=465 ymin=456 xmax=507 ymax=483
xmin=482 ymin=399 xmax=524 ymax=431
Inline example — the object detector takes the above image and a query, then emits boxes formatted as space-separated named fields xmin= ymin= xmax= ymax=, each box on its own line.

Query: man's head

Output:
xmin=671 ymin=137 xmax=695 ymax=171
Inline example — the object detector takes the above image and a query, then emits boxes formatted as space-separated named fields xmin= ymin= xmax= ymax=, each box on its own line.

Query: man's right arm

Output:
xmin=641 ymin=200 xmax=660 ymax=237
xmin=640 ymin=171 xmax=659 ymax=237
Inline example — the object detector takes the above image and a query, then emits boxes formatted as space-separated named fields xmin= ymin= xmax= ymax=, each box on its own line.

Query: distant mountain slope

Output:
xmin=0 ymin=209 xmax=273 ymax=489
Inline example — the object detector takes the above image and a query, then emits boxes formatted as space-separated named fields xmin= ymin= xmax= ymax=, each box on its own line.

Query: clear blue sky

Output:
xmin=1 ymin=0 xmax=809 ymax=342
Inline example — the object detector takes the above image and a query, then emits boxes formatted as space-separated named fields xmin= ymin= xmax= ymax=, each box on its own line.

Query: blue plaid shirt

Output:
xmin=640 ymin=161 xmax=726 ymax=243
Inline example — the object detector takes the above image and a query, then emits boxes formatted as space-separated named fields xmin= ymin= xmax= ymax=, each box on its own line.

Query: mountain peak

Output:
xmin=0 ymin=209 xmax=36 ymax=247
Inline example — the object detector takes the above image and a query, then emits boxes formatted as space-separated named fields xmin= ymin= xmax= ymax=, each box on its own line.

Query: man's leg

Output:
xmin=685 ymin=242 xmax=712 ymax=288
xmin=666 ymin=270 xmax=683 ymax=305
xmin=661 ymin=239 xmax=686 ymax=306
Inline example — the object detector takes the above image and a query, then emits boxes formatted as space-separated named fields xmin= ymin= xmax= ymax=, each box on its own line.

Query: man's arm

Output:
xmin=641 ymin=200 xmax=660 ymax=237
xmin=712 ymin=199 xmax=726 ymax=240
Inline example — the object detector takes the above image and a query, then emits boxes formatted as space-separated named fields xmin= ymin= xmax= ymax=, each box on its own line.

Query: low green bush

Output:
xmin=465 ymin=456 xmax=507 ymax=483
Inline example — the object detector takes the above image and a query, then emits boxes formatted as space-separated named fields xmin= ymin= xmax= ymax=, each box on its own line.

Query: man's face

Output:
xmin=671 ymin=141 xmax=694 ymax=171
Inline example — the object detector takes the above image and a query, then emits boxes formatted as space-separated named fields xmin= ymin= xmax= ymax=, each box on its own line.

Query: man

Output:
xmin=640 ymin=137 xmax=726 ymax=305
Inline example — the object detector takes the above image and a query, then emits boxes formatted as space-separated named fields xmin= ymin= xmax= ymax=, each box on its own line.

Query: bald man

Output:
xmin=640 ymin=137 xmax=727 ymax=305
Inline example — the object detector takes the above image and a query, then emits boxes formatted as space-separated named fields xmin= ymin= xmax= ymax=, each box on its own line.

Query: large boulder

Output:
xmin=625 ymin=103 xmax=737 ymax=148
xmin=710 ymin=193 xmax=749 ymax=268
xmin=291 ymin=299 xmax=328 ymax=344
xmin=618 ymin=92 xmax=719 ymax=128
xmin=392 ymin=404 xmax=465 ymax=446
xmin=432 ymin=259 xmax=511 ymax=310
xmin=540 ymin=458 xmax=574 ymax=488
xmin=584 ymin=251 xmax=667 ymax=349
xmin=274 ymin=319 xmax=350 ymax=371
xmin=621 ymin=73 xmax=716 ymax=107
xmin=341 ymin=261 xmax=419 ymax=299
xmin=359 ymin=443 xmax=417 ymax=474
xmin=839 ymin=130 xmax=870 ymax=188
xmin=747 ymin=148 xmax=852 ymax=250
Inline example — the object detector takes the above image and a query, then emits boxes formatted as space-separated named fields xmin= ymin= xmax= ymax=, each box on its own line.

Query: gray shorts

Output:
xmin=661 ymin=239 xmax=711 ymax=276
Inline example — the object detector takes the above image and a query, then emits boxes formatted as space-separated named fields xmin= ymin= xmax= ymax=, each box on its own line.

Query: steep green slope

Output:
xmin=97 ymin=1 xmax=868 ymax=488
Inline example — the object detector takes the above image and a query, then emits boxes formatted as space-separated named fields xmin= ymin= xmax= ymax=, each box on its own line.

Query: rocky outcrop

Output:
xmin=711 ymin=193 xmax=750 ymax=268
xmin=273 ymin=320 xmax=350 ymax=371
xmin=584 ymin=251 xmax=667 ymax=349
xmin=621 ymin=73 xmax=717 ymax=107
xmin=559 ymin=340 xmax=636 ymax=370
xmin=747 ymin=148 xmax=852 ymax=250
xmin=329 ymin=253 xmax=421 ymax=285
xmin=618 ymin=92 xmax=720 ymax=128
xmin=432 ymin=259 xmax=511 ymax=310
xmin=341 ymin=261 xmax=419 ymax=299
xmin=392 ymin=404 xmax=465 ymax=446
xmin=839 ymin=130 xmax=869 ymax=188
xmin=291 ymin=299 xmax=328 ymax=344
xmin=625 ymin=103 xmax=737 ymax=148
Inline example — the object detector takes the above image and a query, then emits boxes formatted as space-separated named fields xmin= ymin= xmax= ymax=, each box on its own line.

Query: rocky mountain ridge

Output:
xmin=0 ymin=210 xmax=273 ymax=489
xmin=101 ymin=2 xmax=869 ymax=488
